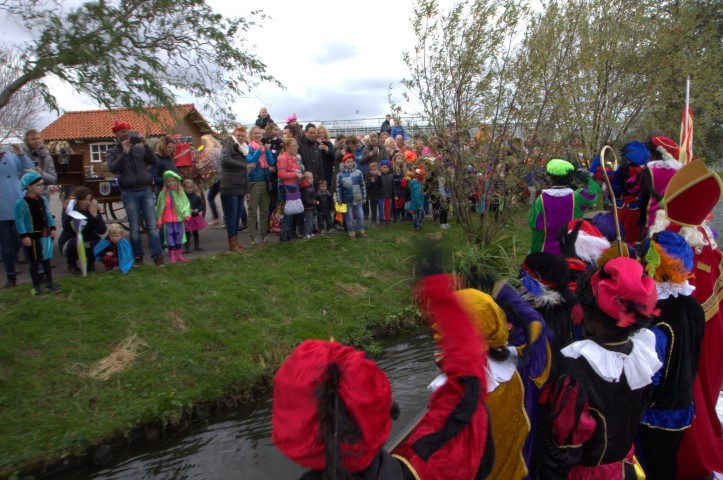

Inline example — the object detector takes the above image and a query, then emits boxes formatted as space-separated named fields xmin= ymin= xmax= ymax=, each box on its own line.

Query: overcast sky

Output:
xmin=12 ymin=0 xmax=436 ymax=130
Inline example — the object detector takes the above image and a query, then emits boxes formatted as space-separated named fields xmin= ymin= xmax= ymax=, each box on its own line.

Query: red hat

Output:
xmin=111 ymin=119 xmax=131 ymax=133
xmin=591 ymin=257 xmax=659 ymax=328
xmin=567 ymin=219 xmax=610 ymax=263
xmin=286 ymin=113 xmax=297 ymax=123
xmin=414 ymin=166 xmax=427 ymax=181
xmin=342 ymin=153 xmax=356 ymax=162
xmin=650 ymin=136 xmax=680 ymax=162
xmin=664 ymin=159 xmax=723 ymax=227
xmin=272 ymin=340 xmax=392 ymax=473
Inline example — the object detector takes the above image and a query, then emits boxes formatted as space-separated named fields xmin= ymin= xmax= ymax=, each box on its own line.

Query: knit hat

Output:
xmin=272 ymin=340 xmax=392 ymax=473
xmin=622 ymin=141 xmax=650 ymax=166
xmin=453 ymin=289 xmax=508 ymax=349
xmin=650 ymin=136 xmax=680 ymax=162
xmin=664 ymin=159 xmax=723 ymax=227
xmin=111 ymin=120 xmax=131 ymax=133
xmin=546 ymin=159 xmax=574 ymax=176
xmin=564 ymin=219 xmax=611 ymax=263
xmin=590 ymin=257 xmax=659 ymax=328
xmin=519 ymin=252 xmax=574 ymax=307
xmin=162 ymin=170 xmax=182 ymax=182
xmin=286 ymin=113 xmax=297 ymax=124
xmin=342 ymin=153 xmax=355 ymax=162
xmin=20 ymin=171 xmax=43 ymax=190
xmin=379 ymin=160 xmax=391 ymax=167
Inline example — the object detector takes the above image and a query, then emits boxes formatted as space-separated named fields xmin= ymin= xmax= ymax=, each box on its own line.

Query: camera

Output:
xmin=128 ymin=131 xmax=142 ymax=145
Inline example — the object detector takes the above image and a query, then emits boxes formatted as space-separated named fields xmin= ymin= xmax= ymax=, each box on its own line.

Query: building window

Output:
xmin=90 ymin=142 xmax=114 ymax=163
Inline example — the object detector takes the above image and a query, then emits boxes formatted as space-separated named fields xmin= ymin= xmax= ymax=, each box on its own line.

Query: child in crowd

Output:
xmin=94 ymin=223 xmax=133 ymax=273
xmin=539 ymin=257 xmax=661 ymax=478
xmin=377 ymin=160 xmax=394 ymax=229
xmin=277 ymin=137 xmax=303 ymax=242
xmin=315 ymin=179 xmax=334 ymax=235
xmin=365 ymin=161 xmax=381 ymax=226
xmin=406 ymin=166 xmax=426 ymax=232
xmin=182 ymin=179 xmax=207 ymax=253
xmin=337 ymin=153 xmax=367 ymax=238
xmin=15 ymin=171 xmax=58 ymax=296
xmin=391 ymin=153 xmax=407 ymax=223
xmin=155 ymin=171 xmax=190 ymax=263
xmin=300 ymin=171 xmax=318 ymax=239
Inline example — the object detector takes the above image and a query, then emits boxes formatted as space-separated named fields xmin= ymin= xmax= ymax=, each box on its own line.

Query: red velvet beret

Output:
xmin=591 ymin=257 xmax=658 ymax=328
xmin=111 ymin=119 xmax=131 ymax=133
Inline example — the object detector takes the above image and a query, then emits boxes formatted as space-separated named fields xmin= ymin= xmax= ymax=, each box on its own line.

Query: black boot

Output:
xmin=4 ymin=274 xmax=16 ymax=288
xmin=193 ymin=237 xmax=203 ymax=251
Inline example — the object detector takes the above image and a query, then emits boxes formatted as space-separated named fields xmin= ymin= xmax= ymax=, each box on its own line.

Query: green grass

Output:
xmin=0 ymin=211 xmax=530 ymax=477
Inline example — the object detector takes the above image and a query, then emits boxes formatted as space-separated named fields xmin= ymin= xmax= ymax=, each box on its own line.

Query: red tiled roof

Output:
xmin=41 ymin=104 xmax=212 ymax=140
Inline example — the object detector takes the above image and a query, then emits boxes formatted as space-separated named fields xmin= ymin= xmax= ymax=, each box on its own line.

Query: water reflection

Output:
xmin=57 ymin=334 xmax=436 ymax=480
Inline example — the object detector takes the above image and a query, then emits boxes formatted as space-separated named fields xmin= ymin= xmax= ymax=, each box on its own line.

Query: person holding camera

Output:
xmin=106 ymin=120 xmax=164 ymax=266
xmin=23 ymin=130 xmax=57 ymax=203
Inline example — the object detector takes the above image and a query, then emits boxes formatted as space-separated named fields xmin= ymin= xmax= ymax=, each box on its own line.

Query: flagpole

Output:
xmin=684 ymin=76 xmax=691 ymax=160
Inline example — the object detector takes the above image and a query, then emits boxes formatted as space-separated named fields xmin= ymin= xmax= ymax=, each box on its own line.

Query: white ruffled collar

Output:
xmin=560 ymin=329 xmax=662 ymax=390
xmin=655 ymin=280 xmax=695 ymax=300
xmin=427 ymin=347 xmax=518 ymax=394
xmin=542 ymin=187 xmax=573 ymax=197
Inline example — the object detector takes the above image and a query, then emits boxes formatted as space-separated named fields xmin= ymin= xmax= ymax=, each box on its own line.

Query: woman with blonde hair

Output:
xmin=246 ymin=125 xmax=275 ymax=245
xmin=200 ymin=134 xmax=223 ymax=225
xmin=316 ymin=124 xmax=335 ymax=185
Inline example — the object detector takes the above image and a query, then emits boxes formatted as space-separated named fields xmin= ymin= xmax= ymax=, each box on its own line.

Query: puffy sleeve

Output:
xmin=539 ymin=373 xmax=597 ymax=479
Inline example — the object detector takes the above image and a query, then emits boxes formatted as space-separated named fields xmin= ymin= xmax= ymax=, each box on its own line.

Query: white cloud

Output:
xmin=3 ymin=0 xmax=452 ymax=129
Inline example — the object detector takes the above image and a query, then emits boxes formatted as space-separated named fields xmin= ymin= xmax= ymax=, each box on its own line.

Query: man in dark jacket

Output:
xmin=380 ymin=114 xmax=392 ymax=135
xmin=297 ymin=124 xmax=325 ymax=190
xmin=106 ymin=120 xmax=164 ymax=266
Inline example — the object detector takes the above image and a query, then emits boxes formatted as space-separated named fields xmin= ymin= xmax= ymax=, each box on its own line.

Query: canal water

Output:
xmin=57 ymin=334 xmax=437 ymax=480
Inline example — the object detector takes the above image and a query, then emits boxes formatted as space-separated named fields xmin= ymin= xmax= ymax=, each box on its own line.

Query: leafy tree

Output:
xmin=395 ymin=0 xmax=530 ymax=246
xmin=0 ymin=0 xmax=281 ymax=121
xmin=0 ymin=45 xmax=46 ymax=143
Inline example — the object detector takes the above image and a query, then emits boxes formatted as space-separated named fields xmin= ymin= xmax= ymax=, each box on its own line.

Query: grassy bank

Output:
xmin=0 ymin=213 xmax=530 ymax=478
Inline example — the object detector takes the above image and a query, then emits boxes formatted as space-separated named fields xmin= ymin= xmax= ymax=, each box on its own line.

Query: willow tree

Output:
xmin=0 ymin=0 xmax=281 ymax=122
xmin=397 ymin=0 xmax=530 ymax=246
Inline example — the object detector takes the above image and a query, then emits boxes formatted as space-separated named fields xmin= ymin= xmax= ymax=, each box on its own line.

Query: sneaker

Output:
xmin=238 ymin=224 xmax=248 ymax=232
xmin=321 ymin=229 xmax=328 ymax=235
xmin=304 ymin=235 xmax=312 ymax=239
xmin=31 ymin=286 xmax=43 ymax=297
xmin=134 ymin=257 xmax=144 ymax=266
xmin=207 ymin=218 xmax=220 ymax=226
xmin=68 ymin=264 xmax=82 ymax=276
xmin=357 ymin=230 xmax=367 ymax=238
xmin=348 ymin=232 xmax=355 ymax=239
xmin=45 ymin=282 xmax=60 ymax=293
xmin=153 ymin=254 xmax=165 ymax=267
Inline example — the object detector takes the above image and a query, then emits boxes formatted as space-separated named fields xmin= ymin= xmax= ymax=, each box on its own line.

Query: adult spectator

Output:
xmin=316 ymin=125 xmax=335 ymax=186
xmin=220 ymin=125 xmax=250 ymax=252
xmin=106 ymin=119 xmax=164 ymax=266
xmin=380 ymin=114 xmax=392 ymax=135
xmin=298 ymin=123 xmax=324 ymax=190
xmin=57 ymin=186 xmax=107 ymax=275
xmin=201 ymin=134 xmax=224 ymax=226
xmin=246 ymin=126 xmax=275 ymax=246
xmin=255 ymin=106 xmax=273 ymax=130
xmin=23 ymin=130 xmax=57 ymax=202
xmin=390 ymin=118 xmax=407 ymax=141
xmin=285 ymin=113 xmax=302 ymax=139
xmin=150 ymin=135 xmax=179 ymax=195
xmin=0 ymin=143 xmax=33 ymax=288
xmin=360 ymin=133 xmax=389 ymax=175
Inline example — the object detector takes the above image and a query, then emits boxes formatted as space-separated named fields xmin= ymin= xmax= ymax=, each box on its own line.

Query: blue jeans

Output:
xmin=206 ymin=181 xmax=221 ymax=219
xmin=0 ymin=220 xmax=20 ymax=275
xmin=121 ymin=188 xmax=163 ymax=259
xmin=344 ymin=203 xmax=365 ymax=232
xmin=221 ymin=194 xmax=245 ymax=240
xmin=303 ymin=210 xmax=315 ymax=236
xmin=413 ymin=208 xmax=425 ymax=229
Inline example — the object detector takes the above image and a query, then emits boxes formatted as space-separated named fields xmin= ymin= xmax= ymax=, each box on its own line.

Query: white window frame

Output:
xmin=90 ymin=142 xmax=114 ymax=163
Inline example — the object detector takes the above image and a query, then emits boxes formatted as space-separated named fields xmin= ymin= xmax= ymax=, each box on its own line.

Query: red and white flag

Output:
xmin=679 ymin=78 xmax=694 ymax=165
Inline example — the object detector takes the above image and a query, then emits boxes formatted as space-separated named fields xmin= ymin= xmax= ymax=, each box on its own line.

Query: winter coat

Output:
xmin=360 ymin=144 xmax=390 ymax=173
xmin=186 ymin=191 xmax=205 ymax=216
xmin=107 ymin=142 xmax=158 ymax=191
xmin=300 ymin=179 xmax=317 ymax=210
xmin=408 ymin=178 xmax=425 ymax=211
xmin=0 ymin=150 xmax=33 ymax=221
xmin=219 ymin=138 xmax=249 ymax=196
xmin=298 ymin=135 xmax=324 ymax=186
xmin=24 ymin=145 xmax=57 ymax=198
xmin=390 ymin=126 xmax=407 ymax=141
xmin=337 ymin=163 xmax=366 ymax=205
xmin=277 ymin=152 xmax=301 ymax=187
xmin=246 ymin=144 xmax=276 ymax=183
xmin=317 ymin=190 xmax=334 ymax=213
xmin=150 ymin=156 xmax=179 ymax=188
xmin=379 ymin=172 xmax=394 ymax=198
xmin=57 ymin=204 xmax=107 ymax=248
xmin=365 ymin=171 xmax=382 ymax=201
xmin=255 ymin=115 xmax=273 ymax=130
